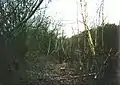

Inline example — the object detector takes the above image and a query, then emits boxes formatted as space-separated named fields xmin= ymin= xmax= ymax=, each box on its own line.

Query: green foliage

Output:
xmin=26 ymin=15 xmax=58 ymax=55
xmin=0 ymin=0 xmax=119 ymax=84
xmin=66 ymin=23 xmax=119 ymax=83
xmin=25 ymin=12 xmax=61 ymax=83
xmin=0 ymin=0 xmax=44 ymax=84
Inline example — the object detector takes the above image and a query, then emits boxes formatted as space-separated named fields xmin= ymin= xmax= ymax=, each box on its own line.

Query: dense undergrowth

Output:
xmin=25 ymin=23 xmax=119 ymax=85
xmin=0 ymin=0 xmax=119 ymax=85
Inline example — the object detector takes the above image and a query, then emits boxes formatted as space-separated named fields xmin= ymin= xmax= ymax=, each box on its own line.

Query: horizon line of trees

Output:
xmin=0 ymin=0 xmax=119 ymax=85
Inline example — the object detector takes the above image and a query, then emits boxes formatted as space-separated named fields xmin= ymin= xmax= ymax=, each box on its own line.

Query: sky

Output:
xmin=45 ymin=0 xmax=120 ymax=37
xmin=1 ymin=0 xmax=120 ymax=37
